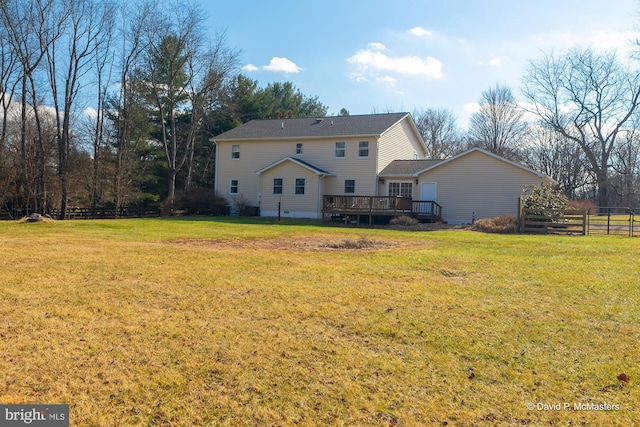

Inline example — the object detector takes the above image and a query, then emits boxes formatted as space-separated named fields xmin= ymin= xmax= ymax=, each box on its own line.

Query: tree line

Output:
xmin=416 ymin=46 xmax=640 ymax=209
xmin=0 ymin=0 xmax=327 ymax=218
xmin=1 ymin=0 xmax=639 ymax=219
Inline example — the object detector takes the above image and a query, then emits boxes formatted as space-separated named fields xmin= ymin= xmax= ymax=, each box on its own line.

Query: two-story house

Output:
xmin=212 ymin=113 xmax=427 ymax=219
xmin=212 ymin=112 xmax=549 ymax=223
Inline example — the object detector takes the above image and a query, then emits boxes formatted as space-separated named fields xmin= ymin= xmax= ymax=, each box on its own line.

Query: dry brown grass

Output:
xmin=0 ymin=218 xmax=638 ymax=426
xmin=472 ymin=214 xmax=518 ymax=233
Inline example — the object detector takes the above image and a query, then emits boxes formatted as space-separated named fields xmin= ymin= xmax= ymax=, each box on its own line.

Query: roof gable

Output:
xmin=415 ymin=148 xmax=547 ymax=178
xmin=380 ymin=148 xmax=548 ymax=179
xmin=255 ymin=157 xmax=334 ymax=176
xmin=213 ymin=113 xmax=413 ymax=141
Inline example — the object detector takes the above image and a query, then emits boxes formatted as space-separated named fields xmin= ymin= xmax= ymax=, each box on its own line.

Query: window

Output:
xmin=388 ymin=182 xmax=413 ymax=198
xmin=230 ymin=179 xmax=239 ymax=194
xmin=344 ymin=179 xmax=355 ymax=194
xmin=295 ymin=178 xmax=305 ymax=195
xmin=273 ymin=178 xmax=283 ymax=194
xmin=358 ymin=141 xmax=369 ymax=157
xmin=335 ymin=141 xmax=345 ymax=158
xmin=295 ymin=143 xmax=303 ymax=155
xmin=231 ymin=145 xmax=240 ymax=159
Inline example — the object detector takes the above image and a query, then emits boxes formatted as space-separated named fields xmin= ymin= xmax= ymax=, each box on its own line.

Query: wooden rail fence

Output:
xmin=519 ymin=208 xmax=586 ymax=235
xmin=49 ymin=207 xmax=160 ymax=220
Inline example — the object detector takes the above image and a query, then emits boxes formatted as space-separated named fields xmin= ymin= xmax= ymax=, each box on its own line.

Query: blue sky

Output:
xmin=203 ymin=0 xmax=639 ymax=128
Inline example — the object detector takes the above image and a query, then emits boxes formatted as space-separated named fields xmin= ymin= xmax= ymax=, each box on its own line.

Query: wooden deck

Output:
xmin=322 ymin=195 xmax=442 ymax=225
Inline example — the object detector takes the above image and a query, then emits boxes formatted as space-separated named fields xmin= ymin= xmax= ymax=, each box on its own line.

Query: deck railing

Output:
xmin=411 ymin=200 xmax=442 ymax=220
xmin=323 ymin=195 xmax=411 ymax=212
xmin=323 ymin=195 xmax=442 ymax=222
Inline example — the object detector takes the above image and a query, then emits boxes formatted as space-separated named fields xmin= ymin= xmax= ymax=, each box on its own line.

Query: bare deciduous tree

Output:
xmin=524 ymin=123 xmax=590 ymax=199
xmin=523 ymin=48 xmax=640 ymax=207
xmin=413 ymin=108 xmax=463 ymax=159
xmin=0 ymin=0 xmax=63 ymax=214
xmin=45 ymin=0 xmax=113 ymax=218
xmin=467 ymin=84 xmax=529 ymax=160
xmin=110 ymin=0 xmax=153 ymax=214
xmin=610 ymin=124 xmax=640 ymax=207
xmin=184 ymin=30 xmax=239 ymax=189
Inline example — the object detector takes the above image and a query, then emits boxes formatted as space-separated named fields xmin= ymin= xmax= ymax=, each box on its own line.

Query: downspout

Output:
xmin=375 ymin=136 xmax=381 ymax=196
xmin=318 ymin=175 xmax=324 ymax=220
xmin=212 ymin=139 xmax=219 ymax=195
xmin=258 ymin=172 xmax=263 ymax=216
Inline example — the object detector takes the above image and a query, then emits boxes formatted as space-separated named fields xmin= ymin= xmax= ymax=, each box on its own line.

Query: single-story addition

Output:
xmin=211 ymin=113 xmax=549 ymax=224
xmin=378 ymin=147 xmax=551 ymax=224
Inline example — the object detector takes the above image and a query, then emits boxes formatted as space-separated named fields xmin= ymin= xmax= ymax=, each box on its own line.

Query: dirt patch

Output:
xmin=169 ymin=235 xmax=427 ymax=251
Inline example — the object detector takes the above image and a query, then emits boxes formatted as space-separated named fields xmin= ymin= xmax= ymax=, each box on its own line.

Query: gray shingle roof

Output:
xmin=212 ymin=113 xmax=410 ymax=140
xmin=379 ymin=159 xmax=444 ymax=176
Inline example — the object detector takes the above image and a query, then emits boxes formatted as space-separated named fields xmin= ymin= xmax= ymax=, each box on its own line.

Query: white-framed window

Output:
xmin=335 ymin=141 xmax=345 ymax=158
xmin=295 ymin=143 xmax=303 ymax=155
xmin=230 ymin=179 xmax=239 ymax=194
xmin=273 ymin=178 xmax=283 ymax=194
xmin=388 ymin=182 xmax=413 ymax=198
xmin=295 ymin=178 xmax=305 ymax=195
xmin=231 ymin=145 xmax=240 ymax=159
xmin=358 ymin=141 xmax=369 ymax=157
xmin=344 ymin=179 xmax=355 ymax=194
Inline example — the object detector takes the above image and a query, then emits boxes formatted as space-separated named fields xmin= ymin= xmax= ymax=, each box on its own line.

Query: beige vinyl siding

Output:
xmin=377 ymin=117 xmax=426 ymax=173
xmin=258 ymin=163 xmax=323 ymax=218
xmin=417 ymin=150 xmax=545 ymax=224
xmin=216 ymin=137 xmax=379 ymax=205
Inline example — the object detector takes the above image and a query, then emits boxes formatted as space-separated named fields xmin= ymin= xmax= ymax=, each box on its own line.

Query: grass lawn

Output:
xmin=0 ymin=217 xmax=638 ymax=426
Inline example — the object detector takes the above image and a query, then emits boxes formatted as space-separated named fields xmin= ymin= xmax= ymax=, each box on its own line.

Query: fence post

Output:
xmin=607 ymin=207 xmax=611 ymax=235
xmin=518 ymin=197 xmax=523 ymax=233
xmin=582 ymin=211 xmax=587 ymax=235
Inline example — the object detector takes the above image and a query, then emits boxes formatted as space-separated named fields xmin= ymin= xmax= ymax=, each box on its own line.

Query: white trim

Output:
xmin=229 ymin=179 xmax=239 ymax=194
xmin=358 ymin=140 xmax=370 ymax=158
xmin=231 ymin=144 xmax=240 ymax=160
xmin=294 ymin=178 xmax=306 ymax=196
xmin=386 ymin=180 xmax=414 ymax=197
xmin=272 ymin=177 xmax=283 ymax=195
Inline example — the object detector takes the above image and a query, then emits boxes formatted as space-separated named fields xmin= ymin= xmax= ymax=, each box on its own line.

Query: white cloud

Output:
xmin=347 ymin=47 xmax=443 ymax=79
xmin=262 ymin=57 xmax=303 ymax=73
xmin=242 ymin=64 xmax=259 ymax=72
xmin=377 ymin=75 xmax=398 ymax=87
xmin=463 ymin=102 xmax=480 ymax=114
xmin=589 ymin=29 xmax=640 ymax=53
xmin=349 ymin=71 xmax=368 ymax=83
xmin=409 ymin=26 xmax=433 ymax=38
xmin=83 ymin=107 xmax=98 ymax=119
xmin=242 ymin=57 xmax=303 ymax=74
xmin=528 ymin=29 xmax=640 ymax=55
xmin=487 ymin=57 xmax=502 ymax=67
xmin=478 ymin=56 xmax=504 ymax=67
xmin=368 ymin=42 xmax=387 ymax=51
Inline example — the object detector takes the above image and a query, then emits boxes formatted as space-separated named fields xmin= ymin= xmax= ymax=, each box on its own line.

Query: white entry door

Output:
xmin=420 ymin=182 xmax=437 ymax=213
